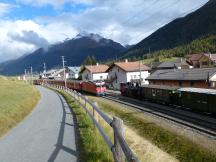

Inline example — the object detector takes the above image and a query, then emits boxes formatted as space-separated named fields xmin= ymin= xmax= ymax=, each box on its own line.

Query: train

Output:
xmin=34 ymin=79 xmax=107 ymax=96
xmin=120 ymin=83 xmax=216 ymax=115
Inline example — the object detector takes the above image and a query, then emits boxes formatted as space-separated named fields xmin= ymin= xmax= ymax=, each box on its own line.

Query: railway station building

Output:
xmin=146 ymin=67 xmax=216 ymax=89
xmin=106 ymin=60 xmax=150 ymax=90
xmin=80 ymin=64 xmax=109 ymax=81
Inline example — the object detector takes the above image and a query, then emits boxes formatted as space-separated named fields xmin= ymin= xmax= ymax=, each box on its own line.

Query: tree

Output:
xmin=82 ymin=55 xmax=97 ymax=65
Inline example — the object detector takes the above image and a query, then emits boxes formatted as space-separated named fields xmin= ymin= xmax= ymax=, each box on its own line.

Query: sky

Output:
xmin=0 ymin=0 xmax=209 ymax=62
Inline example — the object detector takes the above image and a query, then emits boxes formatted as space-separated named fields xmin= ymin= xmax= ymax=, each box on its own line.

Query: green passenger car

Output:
xmin=140 ymin=85 xmax=179 ymax=104
xmin=178 ymin=88 xmax=216 ymax=115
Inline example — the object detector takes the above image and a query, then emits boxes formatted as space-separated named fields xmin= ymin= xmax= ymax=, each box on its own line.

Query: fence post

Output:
xmin=113 ymin=117 xmax=124 ymax=162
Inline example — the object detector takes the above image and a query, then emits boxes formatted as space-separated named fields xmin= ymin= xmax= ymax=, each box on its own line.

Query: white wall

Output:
xmin=92 ymin=73 xmax=108 ymax=80
xmin=107 ymin=66 xmax=150 ymax=90
xmin=126 ymin=71 xmax=149 ymax=84
xmin=82 ymin=69 xmax=108 ymax=81
xmin=108 ymin=66 xmax=127 ymax=90
xmin=82 ymin=70 xmax=90 ymax=80
xmin=68 ymin=71 xmax=79 ymax=79
xmin=210 ymin=73 xmax=216 ymax=81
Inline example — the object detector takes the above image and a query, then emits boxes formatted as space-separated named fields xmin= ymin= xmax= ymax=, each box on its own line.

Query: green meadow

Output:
xmin=0 ymin=77 xmax=40 ymax=137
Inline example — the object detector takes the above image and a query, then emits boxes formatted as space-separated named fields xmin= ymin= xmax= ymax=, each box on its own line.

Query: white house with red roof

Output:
xmin=80 ymin=63 xmax=109 ymax=81
xmin=106 ymin=60 xmax=150 ymax=90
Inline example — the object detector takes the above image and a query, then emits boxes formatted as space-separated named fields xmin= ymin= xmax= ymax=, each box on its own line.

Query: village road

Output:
xmin=0 ymin=86 xmax=78 ymax=162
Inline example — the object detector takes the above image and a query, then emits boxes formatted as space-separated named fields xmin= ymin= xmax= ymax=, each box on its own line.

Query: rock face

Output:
xmin=0 ymin=33 xmax=126 ymax=75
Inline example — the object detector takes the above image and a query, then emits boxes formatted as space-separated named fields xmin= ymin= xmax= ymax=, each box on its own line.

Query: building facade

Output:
xmin=81 ymin=64 xmax=108 ymax=81
xmin=106 ymin=61 xmax=150 ymax=90
xmin=186 ymin=53 xmax=215 ymax=68
xmin=68 ymin=67 xmax=80 ymax=79
xmin=147 ymin=68 xmax=216 ymax=89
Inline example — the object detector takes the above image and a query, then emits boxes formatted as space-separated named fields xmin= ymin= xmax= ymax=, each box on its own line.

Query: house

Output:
xmin=68 ymin=66 xmax=80 ymax=79
xmin=47 ymin=68 xmax=65 ymax=79
xmin=204 ymin=53 xmax=216 ymax=66
xmin=106 ymin=60 xmax=150 ymax=90
xmin=146 ymin=67 xmax=216 ymax=89
xmin=156 ymin=58 xmax=191 ymax=70
xmin=186 ymin=53 xmax=215 ymax=68
xmin=80 ymin=64 xmax=109 ymax=81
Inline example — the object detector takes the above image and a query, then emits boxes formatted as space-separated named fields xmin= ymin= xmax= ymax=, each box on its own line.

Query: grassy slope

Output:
xmin=53 ymin=89 xmax=114 ymax=162
xmin=88 ymin=96 xmax=216 ymax=162
xmin=0 ymin=77 xmax=40 ymax=137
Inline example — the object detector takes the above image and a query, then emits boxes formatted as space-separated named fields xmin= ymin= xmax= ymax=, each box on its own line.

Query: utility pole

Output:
xmin=43 ymin=62 xmax=46 ymax=78
xmin=91 ymin=64 xmax=92 ymax=81
xmin=30 ymin=66 xmax=33 ymax=85
xmin=27 ymin=70 xmax=30 ymax=84
xmin=62 ymin=56 xmax=67 ymax=87
xmin=24 ymin=69 xmax=27 ymax=83
xmin=139 ymin=60 xmax=141 ymax=85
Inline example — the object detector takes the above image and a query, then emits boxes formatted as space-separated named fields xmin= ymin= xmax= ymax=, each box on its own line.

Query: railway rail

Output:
xmin=102 ymin=93 xmax=216 ymax=139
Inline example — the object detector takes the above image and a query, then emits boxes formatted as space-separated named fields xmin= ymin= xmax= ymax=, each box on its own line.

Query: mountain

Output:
xmin=0 ymin=33 xmax=126 ymax=75
xmin=123 ymin=0 xmax=216 ymax=58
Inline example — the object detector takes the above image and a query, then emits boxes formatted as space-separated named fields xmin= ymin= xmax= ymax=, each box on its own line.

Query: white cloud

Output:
xmin=0 ymin=0 xmax=209 ymax=62
xmin=0 ymin=3 xmax=18 ymax=17
xmin=0 ymin=19 xmax=77 ymax=62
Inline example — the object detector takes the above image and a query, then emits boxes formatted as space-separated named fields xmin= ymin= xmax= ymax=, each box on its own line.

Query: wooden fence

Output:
xmin=46 ymin=84 xmax=138 ymax=162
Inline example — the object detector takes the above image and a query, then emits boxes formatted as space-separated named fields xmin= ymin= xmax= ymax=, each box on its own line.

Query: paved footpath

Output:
xmin=0 ymin=86 xmax=78 ymax=162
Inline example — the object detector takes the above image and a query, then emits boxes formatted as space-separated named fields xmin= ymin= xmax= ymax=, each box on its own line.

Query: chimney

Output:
xmin=125 ymin=59 xmax=128 ymax=63
xmin=96 ymin=63 xmax=99 ymax=66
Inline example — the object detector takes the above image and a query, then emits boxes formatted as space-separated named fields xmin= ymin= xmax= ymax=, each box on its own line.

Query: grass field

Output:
xmin=53 ymin=89 xmax=114 ymax=162
xmin=54 ymin=87 xmax=179 ymax=162
xmin=142 ymin=57 xmax=177 ymax=65
xmin=0 ymin=77 xmax=40 ymax=137
xmin=88 ymin=96 xmax=216 ymax=162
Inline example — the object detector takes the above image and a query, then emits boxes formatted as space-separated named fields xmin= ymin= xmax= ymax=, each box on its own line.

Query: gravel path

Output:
xmin=0 ymin=86 xmax=78 ymax=162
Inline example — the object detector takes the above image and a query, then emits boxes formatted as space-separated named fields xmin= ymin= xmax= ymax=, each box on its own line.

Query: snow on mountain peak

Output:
xmin=74 ymin=31 xmax=104 ymax=42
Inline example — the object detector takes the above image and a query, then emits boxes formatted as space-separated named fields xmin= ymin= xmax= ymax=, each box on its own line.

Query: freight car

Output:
xmin=120 ymin=83 xmax=216 ymax=115
xmin=34 ymin=79 xmax=106 ymax=96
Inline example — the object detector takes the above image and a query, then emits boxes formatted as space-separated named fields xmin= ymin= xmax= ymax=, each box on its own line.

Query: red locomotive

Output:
xmin=34 ymin=79 xmax=106 ymax=96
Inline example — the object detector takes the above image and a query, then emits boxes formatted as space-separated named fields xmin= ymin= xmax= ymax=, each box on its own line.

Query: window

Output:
xmin=100 ymin=76 xmax=103 ymax=79
xmin=134 ymin=75 xmax=136 ymax=78
xmin=179 ymin=81 xmax=182 ymax=87
xmin=190 ymin=81 xmax=194 ymax=87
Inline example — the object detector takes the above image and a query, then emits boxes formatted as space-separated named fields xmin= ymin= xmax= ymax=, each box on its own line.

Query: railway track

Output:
xmin=102 ymin=93 xmax=216 ymax=139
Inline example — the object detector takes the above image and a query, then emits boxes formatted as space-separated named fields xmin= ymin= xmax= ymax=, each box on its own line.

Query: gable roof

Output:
xmin=107 ymin=61 xmax=150 ymax=72
xmin=157 ymin=58 xmax=189 ymax=69
xmin=204 ymin=53 xmax=216 ymax=61
xmin=187 ymin=54 xmax=203 ymax=61
xmin=146 ymin=67 xmax=216 ymax=81
xmin=68 ymin=66 xmax=80 ymax=74
xmin=80 ymin=64 xmax=109 ymax=74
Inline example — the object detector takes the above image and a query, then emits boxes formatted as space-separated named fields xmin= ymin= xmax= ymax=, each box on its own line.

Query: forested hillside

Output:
xmin=123 ymin=0 xmax=216 ymax=59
